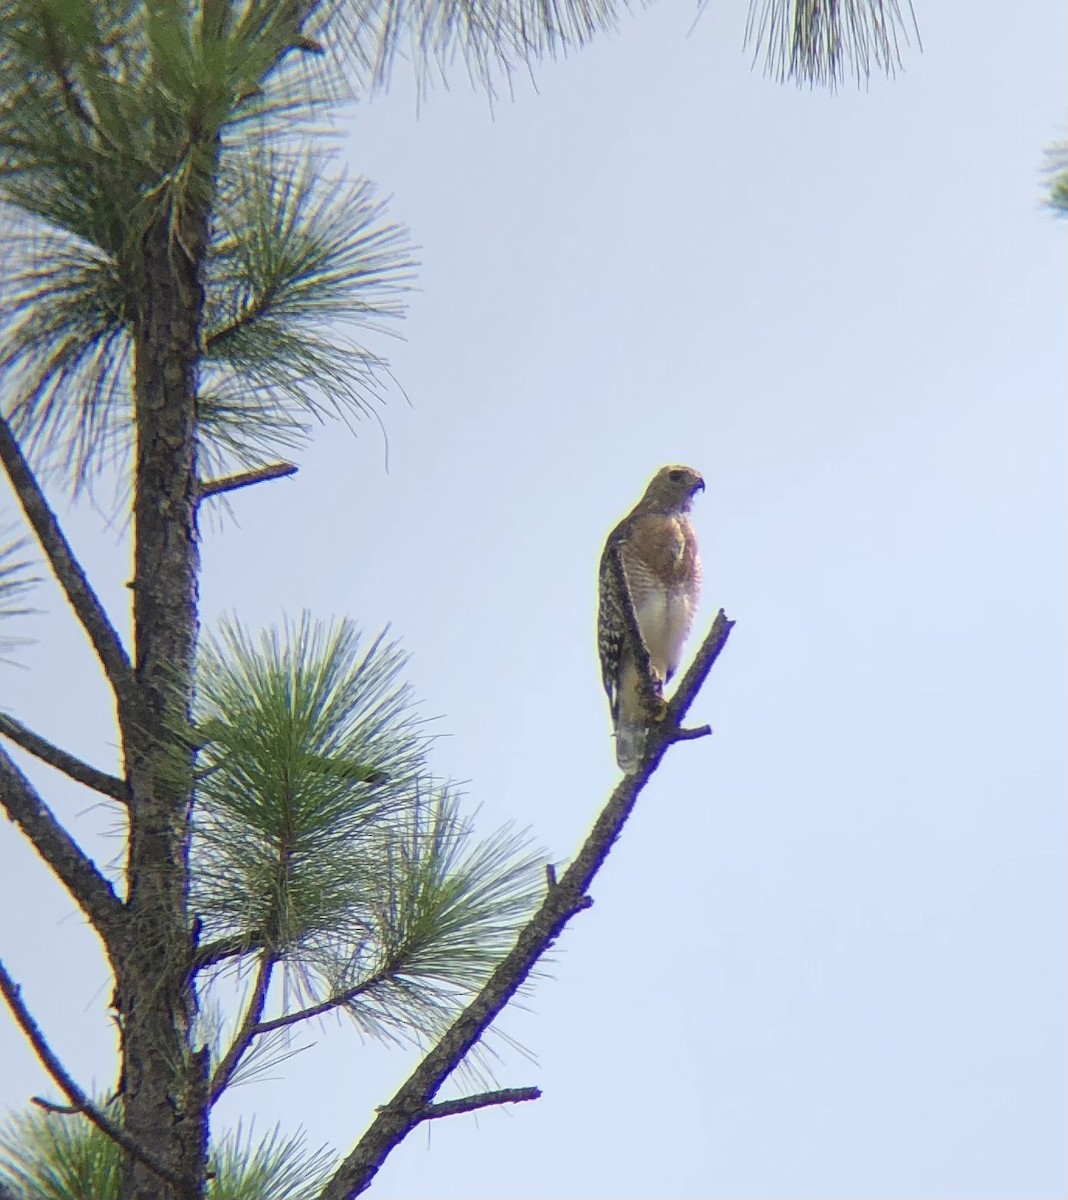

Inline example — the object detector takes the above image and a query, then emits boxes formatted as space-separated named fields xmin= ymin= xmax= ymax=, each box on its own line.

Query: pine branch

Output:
xmin=318 ymin=611 xmax=735 ymax=1200
xmin=0 ymin=712 xmax=126 ymax=802
xmin=251 ymin=966 xmax=395 ymax=1036
xmin=197 ymin=461 xmax=297 ymax=502
xmin=191 ymin=931 xmax=265 ymax=973
xmin=0 ymin=417 xmax=132 ymax=707
xmin=418 ymin=1087 xmax=540 ymax=1121
xmin=209 ymin=950 xmax=276 ymax=1103
xmin=203 ymin=286 xmax=277 ymax=358
xmin=0 ymin=960 xmax=185 ymax=1188
xmin=665 ymin=609 xmax=735 ymax=726
xmin=29 ymin=1096 xmax=83 ymax=1114
xmin=0 ymin=745 xmax=124 ymax=946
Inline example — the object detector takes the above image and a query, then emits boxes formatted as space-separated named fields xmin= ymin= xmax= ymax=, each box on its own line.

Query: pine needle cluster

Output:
xmin=192 ymin=615 xmax=543 ymax=1060
xmin=0 ymin=1105 xmax=333 ymax=1200
xmin=0 ymin=1 xmax=414 ymax=492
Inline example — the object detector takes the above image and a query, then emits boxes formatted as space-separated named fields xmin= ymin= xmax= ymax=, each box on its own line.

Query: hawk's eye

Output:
xmin=668 ymin=469 xmax=685 ymax=483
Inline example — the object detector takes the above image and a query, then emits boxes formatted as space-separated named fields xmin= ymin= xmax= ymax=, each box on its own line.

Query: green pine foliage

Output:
xmin=192 ymin=615 xmax=544 ymax=1048
xmin=0 ymin=1106 xmax=333 ymax=1200
xmin=0 ymin=2 xmax=415 ymax=490
xmin=743 ymin=0 xmax=919 ymax=89
xmin=0 ymin=1105 xmax=123 ymax=1200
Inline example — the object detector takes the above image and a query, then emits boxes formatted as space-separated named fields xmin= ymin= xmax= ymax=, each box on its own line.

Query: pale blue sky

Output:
xmin=2 ymin=0 xmax=1065 ymax=1196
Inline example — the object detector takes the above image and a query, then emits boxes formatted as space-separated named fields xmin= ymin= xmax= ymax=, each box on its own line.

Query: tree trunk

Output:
xmin=116 ymin=206 xmax=210 ymax=1200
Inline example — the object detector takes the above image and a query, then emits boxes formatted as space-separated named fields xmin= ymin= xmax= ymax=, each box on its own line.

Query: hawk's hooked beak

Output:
xmin=693 ymin=477 xmax=706 ymax=495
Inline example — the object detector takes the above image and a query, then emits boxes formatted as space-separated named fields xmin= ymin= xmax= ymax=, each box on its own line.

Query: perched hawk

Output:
xmin=598 ymin=465 xmax=704 ymax=773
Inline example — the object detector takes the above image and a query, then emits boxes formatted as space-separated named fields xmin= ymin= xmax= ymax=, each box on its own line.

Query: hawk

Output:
xmin=598 ymin=465 xmax=704 ymax=773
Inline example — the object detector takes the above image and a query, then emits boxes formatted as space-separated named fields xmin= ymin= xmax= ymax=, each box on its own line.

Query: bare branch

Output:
xmin=318 ymin=611 xmax=735 ymax=1200
xmin=418 ymin=1087 xmax=540 ymax=1122
xmin=0 ymin=960 xmax=185 ymax=1188
xmin=0 ymin=744 xmax=124 ymax=946
xmin=31 ymin=1096 xmax=83 ymax=1114
xmin=196 ymin=461 xmax=298 ymax=502
xmin=665 ymin=609 xmax=736 ymax=731
xmin=664 ymin=724 xmax=712 ymax=745
xmin=0 ymin=712 xmax=126 ymax=802
xmin=0 ymin=418 xmax=133 ymax=707
xmin=208 ymin=951 xmax=275 ymax=1103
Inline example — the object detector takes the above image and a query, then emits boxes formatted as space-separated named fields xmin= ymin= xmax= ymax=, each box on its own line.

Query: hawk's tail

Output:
xmin=612 ymin=658 xmax=651 ymax=773
xmin=614 ymin=720 xmax=646 ymax=774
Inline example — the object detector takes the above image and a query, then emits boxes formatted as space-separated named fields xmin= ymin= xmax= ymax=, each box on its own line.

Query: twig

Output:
xmin=31 ymin=1096 xmax=83 ymax=1114
xmin=418 ymin=1087 xmax=540 ymax=1122
xmin=318 ymin=610 xmax=734 ymax=1200
xmin=0 ymin=712 xmax=126 ymax=802
xmin=252 ymin=966 xmax=395 ymax=1036
xmin=664 ymin=724 xmax=712 ymax=744
xmin=197 ymin=462 xmax=297 ymax=502
xmin=0 ymin=418 xmax=132 ymax=707
xmin=209 ymin=951 xmax=275 ymax=1103
xmin=0 ymin=745 xmax=124 ymax=946
xmin=191 ymin=931 xmax=264 ymax=973
xmin=0 ymin=960 xmax=185 ymax=1188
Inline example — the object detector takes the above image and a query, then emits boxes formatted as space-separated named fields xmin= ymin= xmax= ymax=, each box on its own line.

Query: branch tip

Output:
xmin=669 ymin=724 xmax=712 ymax=744
xmin=419 ymin=1086 xmax=541 ymax=1122
xmin=31 ymin=1096 xmax=83 ymax=1115
xmin=197 ymin=462 xmax=298 ymax=502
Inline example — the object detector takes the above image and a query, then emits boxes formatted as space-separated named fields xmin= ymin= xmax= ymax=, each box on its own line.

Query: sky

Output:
xmin=1 ymin=0 xmax=1066 ymax=1197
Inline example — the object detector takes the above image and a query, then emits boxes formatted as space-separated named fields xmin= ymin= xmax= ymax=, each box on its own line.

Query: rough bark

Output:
xmin=116 ymin=205 xmax=211 ymax=1200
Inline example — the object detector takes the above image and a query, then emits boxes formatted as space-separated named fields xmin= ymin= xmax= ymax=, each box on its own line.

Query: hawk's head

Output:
xmin=639 ymin=464 xmax=705 ymax=513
